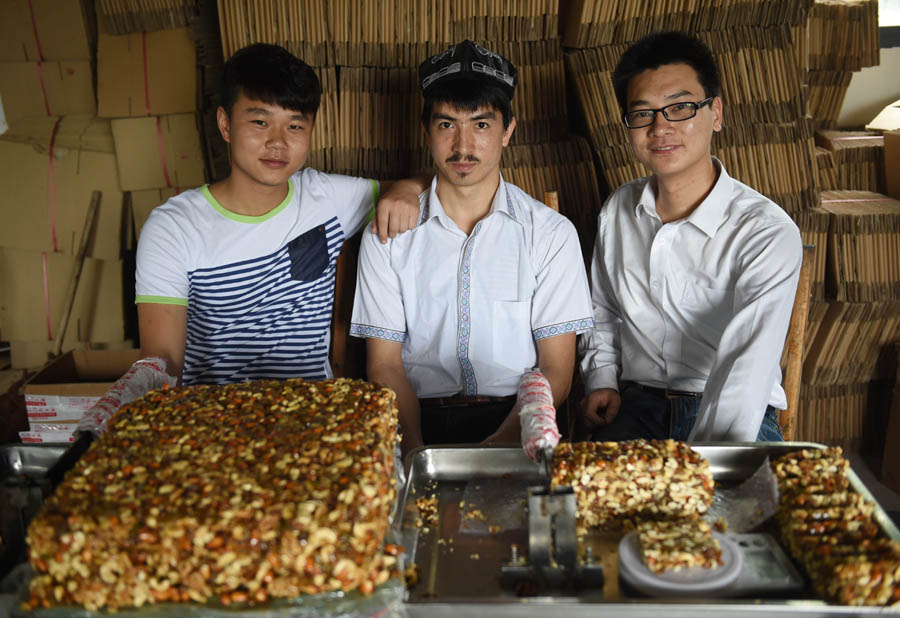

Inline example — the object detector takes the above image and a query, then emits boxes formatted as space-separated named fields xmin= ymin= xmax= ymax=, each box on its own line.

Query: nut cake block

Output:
xmin=550 ymin=440 xmax=714 ymax=532
xmin=771 ymin=447 xmax=900 ymax=606
xmin=636 ymin=518 xmax=722 ymax=573
xmin=26 ymin=378 xmax=400 ymax=611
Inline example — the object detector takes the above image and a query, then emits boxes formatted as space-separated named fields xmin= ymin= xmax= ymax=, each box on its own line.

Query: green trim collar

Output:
xmin=201 ymin=180 xmax=295 ymax=224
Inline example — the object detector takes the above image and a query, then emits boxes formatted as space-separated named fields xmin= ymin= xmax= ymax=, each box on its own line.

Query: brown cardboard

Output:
xmin=0 ymin=0 xmax=93 ymax=62
xmin=23 ymin=348 xmax=140 ymax=423
xmin=0 ymin=248 xmax=125 ymax=343
xmin=0 ymin=61 xmax=95 ymax=123
xmin=111 ymin=114 xmax=205 ymax=191
xmin=0 ymin=137 xmax=124 ymax=259
xmin=866 ymin=98 xmax=900 ymax=132
xmin=10 ymin=339 xmax=85 ymax=370
xmin=98 ymin=28 xmax=197 ymax=118
xmin=885 ymin=131 xmax=900 ymax=201
xmin=11 ymin=339 xmax=137 ymax=370
xmin=0 ymin=115 xmax=115 ymax=153
xmin=131 ymin=188 xmax=179 ymax=239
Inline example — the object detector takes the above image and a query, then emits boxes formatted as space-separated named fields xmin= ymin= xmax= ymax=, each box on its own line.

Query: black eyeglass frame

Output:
xmin=622 ymin=96 xmax=716 ymax=129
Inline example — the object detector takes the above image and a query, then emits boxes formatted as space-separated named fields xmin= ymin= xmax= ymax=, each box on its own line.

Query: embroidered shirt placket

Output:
xmin=454 ymin=192 xmax=515 ymax=395
xmin=457 ymin=220 xmax=482 ymax=396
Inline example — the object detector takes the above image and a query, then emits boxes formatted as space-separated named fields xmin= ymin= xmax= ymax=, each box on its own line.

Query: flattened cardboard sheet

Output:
xmin=0 ymin=138 xmax=124 ymax=259
xmin=0 ymin=61 xmax=95 ymax=122
xmin=0 ymin=0 xmax=93 ymax=62
xmin=98 ymin=28 xmax=197 ymax=118
xmin=111 ymin=113 xmax=205 ymax=191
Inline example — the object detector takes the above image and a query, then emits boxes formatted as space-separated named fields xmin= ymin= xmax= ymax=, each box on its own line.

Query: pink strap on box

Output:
xmin=41 ymin=251 xmax=52 ymax=340
xmin=142 ymin=32 xmax=173 ymax=188
xmin=47 ymin=116 xmax=61 ymax=251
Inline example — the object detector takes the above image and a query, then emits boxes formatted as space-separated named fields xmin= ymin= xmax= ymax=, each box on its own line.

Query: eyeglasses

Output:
xmin=622 ymin=97 xmax=715 ymax=129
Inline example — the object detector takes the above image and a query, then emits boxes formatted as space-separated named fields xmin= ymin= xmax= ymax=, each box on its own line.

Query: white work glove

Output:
xmin=76 ymin=356 xmax=176 ymax=436
xmin=517 ymin=370 xmax=560 ymax=461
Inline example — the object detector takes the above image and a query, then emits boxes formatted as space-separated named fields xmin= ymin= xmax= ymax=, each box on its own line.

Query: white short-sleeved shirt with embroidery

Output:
xmin=136 ymin=168 xmax=377 ymax=385
xmin=350 ymin=176 xmax=593 ymax=398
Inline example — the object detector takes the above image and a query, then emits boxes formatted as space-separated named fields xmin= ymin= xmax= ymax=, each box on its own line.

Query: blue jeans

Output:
xmin=590 ymin=383 xmax=783 ymax=442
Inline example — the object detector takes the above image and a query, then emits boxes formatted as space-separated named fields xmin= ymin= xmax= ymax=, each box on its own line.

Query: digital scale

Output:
xmin=499 ymin=477 xmax=804 ymax=598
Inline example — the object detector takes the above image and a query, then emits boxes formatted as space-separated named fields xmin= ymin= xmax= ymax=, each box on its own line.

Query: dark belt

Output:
xmin=624 ymin=381 xmax=703 ymax=399
xmin=419 ymin=395 xmax=516 ymax=408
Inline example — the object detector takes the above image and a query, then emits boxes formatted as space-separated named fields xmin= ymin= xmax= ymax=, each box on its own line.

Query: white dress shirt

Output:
xmin=579 ymin=159 xmax=802 ymax=441
xmin=351 ymin=175 xmax=593 ymax=398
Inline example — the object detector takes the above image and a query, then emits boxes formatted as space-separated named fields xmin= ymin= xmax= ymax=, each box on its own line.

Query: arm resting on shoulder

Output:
xmin=372 ymin=174 xmax=431 ymax=242
xmin=138 ymin=302 xmax=187 ymax=382
xmin=366 ymin=337 xmax=423 ymax=457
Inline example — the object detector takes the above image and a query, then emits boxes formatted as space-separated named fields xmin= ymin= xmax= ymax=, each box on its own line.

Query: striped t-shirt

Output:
xmin=136 ymin=168 xmax=377 ymax=385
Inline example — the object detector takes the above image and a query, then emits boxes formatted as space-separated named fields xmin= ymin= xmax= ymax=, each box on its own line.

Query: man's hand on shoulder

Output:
xmin=580 ymin=388 xmax=621 ymax=429
xmin=372 ymin=175 xmax=429 ymax=243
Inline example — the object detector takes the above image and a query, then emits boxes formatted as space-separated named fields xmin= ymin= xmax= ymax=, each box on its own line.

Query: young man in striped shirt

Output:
xmin=136 ymin=44 xmax=424 ymax=385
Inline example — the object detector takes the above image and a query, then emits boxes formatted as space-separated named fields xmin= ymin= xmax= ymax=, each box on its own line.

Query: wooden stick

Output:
xmin=52 ymin=191 xmax=101 ymax=357
xmin=779 ymin=243 xmax=814 ymax=441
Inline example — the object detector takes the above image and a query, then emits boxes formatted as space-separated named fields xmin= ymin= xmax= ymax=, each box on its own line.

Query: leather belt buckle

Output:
xmin=628 ymin=382 xmax=702 ymax=399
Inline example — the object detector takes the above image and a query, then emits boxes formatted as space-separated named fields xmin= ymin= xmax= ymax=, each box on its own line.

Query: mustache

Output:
xmin=445 ymin=154 xmax=480 ymax=163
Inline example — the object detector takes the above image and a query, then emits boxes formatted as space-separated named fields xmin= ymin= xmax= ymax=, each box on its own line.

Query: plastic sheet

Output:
xmin=706 ymin=457 xmax=779 ymax=533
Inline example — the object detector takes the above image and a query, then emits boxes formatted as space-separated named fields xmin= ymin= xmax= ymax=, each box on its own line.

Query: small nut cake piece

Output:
xmin=551 ymin=440 xmax=714 ymax=533
xmin=26 ymin=378 xmax=400 ymax=612
xmin=637 ymin=518 xmax=722 ymax=573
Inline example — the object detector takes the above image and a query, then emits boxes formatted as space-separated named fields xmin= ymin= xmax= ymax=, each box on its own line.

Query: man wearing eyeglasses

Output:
xmin=578 ymin=31 xmax=802 ymax=443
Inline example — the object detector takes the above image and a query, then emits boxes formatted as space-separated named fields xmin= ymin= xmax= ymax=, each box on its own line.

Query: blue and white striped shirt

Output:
xmin=136 ymin=169 xmax=377 ymax=384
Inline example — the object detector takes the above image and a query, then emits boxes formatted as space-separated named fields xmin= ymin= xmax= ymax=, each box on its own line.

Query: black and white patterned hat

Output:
xmin=419 ymin=40 xmax=518 ymax=100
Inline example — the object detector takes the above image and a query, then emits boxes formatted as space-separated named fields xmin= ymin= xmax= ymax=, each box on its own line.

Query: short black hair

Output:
xmin=421 ymin=80 xmax=513 ymax=130
xmin=612 ymin=31 xmax=721 ymax=114
xmin=220 ymin=43 xmax=321 ymax=117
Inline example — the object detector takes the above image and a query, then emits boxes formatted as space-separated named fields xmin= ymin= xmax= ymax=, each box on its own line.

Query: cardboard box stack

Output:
xmin=815 ymin=130 xmax=884 ymax=193
xmin=0 ymin=1 xmax=211 ymax=441
xmin=806 ymin=0 xmax=880 ymax=128
xmin=97 ymin=27 xmax=204 ymax=190
xmin=0 ymin=2 xmax=131 ymax=381
xmin=795 ymin=190 xmax=900 ymax=450
xmin=798 ymin=104 xmax=900 ymax=453
xmin=95 ymin=0 xmax=197 ymax=34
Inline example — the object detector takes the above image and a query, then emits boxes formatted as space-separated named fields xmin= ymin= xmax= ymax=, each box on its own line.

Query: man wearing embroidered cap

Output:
xmin=350 ymin=40 xmax=593 ymax=456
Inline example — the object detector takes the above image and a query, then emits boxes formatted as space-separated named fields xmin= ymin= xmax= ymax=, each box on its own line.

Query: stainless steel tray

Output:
xmin=398 ymin=443 xmax=900 ymax=617
xmin=1 ymin=445 xmax=66 ymax=584
xmin=1 ymin=445 xmax=67 ymax=481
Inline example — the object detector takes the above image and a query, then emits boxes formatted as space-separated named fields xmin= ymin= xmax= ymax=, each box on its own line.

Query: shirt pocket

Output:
xmin=287 ymin=225 xmax=329 ymax=282
xmin=490 ymin=300 xmax=535 ymax=371
xmin=678 ymin=280 xmax=734 ymax=369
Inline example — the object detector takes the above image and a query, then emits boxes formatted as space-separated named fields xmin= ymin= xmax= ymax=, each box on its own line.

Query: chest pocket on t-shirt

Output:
xmin=288 ymin=225 xmax=329 ymax=282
